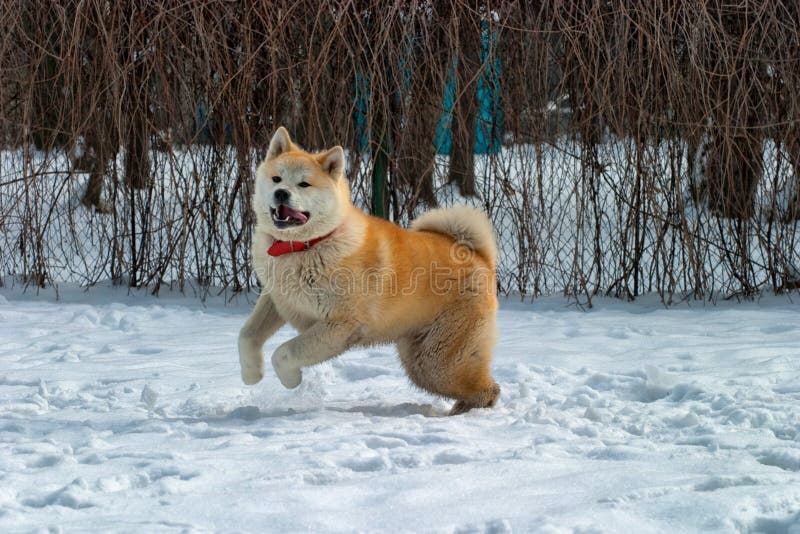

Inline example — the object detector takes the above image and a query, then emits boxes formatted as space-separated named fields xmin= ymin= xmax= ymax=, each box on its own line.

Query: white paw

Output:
xmin=238 ymin=337 xmax=264 ymax=385
xmin=275 ymin=365 xmax=302 ymax=389
xmin=241 ymin=364 xmax=264 ymax=385
xmin=272 ymin=346 xmax=302 ymax=389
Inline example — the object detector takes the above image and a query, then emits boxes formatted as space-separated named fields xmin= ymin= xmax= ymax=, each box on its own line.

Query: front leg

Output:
xmin=271 ymin=320 xmax=360 ymax=389
xmin=238 ymin=292 xmax=285 ymax=385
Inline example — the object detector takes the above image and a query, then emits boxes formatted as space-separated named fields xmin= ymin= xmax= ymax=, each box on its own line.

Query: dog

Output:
xmin=238 ymin=127 xmax=500 ymax=415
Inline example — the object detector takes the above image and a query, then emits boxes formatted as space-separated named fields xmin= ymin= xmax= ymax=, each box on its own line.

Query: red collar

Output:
xmin=267 ymin=230 xmax=336 ymax=257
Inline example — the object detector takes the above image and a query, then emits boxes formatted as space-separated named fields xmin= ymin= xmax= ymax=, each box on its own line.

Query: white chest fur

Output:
xmin=252 ymin=231 xmax=338 ymax=324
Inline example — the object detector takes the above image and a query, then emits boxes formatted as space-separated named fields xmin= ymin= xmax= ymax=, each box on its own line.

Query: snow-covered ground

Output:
xmin=1 ymin=287 xmax=799 ymax=533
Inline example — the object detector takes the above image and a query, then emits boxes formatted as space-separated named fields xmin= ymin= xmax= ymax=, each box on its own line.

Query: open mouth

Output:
xmin=271 ymin=205 xmax=310 ymax=228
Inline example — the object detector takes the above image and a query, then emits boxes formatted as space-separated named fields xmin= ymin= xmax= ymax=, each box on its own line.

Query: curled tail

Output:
xmin=411 ymin=206 xmax=497 ymax=266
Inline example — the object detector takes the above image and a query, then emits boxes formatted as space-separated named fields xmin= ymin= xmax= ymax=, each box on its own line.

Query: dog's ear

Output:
xmin=316 ymin=146 xmax=345 ymax=178
xmin=267 ymin=127 xmax=292 ymax=160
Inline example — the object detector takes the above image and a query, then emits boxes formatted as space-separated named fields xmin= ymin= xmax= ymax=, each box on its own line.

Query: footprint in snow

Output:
xmin=694 ymin=475 xmax=761 ymax=492
xmin=130 ymin=347 xmax=163 ymax=355
xmin=363 ymin=435 xmax=408 ymax=449
xmin=432 ymin=449 xmax=473 ymax=465
xmin=338 ymin=454 xmax=389 ymax=473
xmin=757 ymin=450 xmax=800 ymax=472
xmin=22 ymin=478 xmax=96 ymax=509
xmin=760 ymin=324 xmax=796 ymax=335
xmin=335 ymin=362 xmax=393 ymax=381
xmin=26 ymin=454 xmax=63 ymax=468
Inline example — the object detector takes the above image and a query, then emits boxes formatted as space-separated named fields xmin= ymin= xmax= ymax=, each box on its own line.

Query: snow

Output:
xmin=1 ymin=286 xmax=799 ymax=533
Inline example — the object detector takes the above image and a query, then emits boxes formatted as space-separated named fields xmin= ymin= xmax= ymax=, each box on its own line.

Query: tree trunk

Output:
xmin=26 ymin=7 xmax=68 ymax=152
xmin=123 ymin=8 xmax=151 ymax=190
xmin=703 ymin=130 xmax=761 ymax=219
xmin=448 ymin=7 xmax=480 ymax=197
xmin=392 ymin=60 xmax=440 ymax=209
xmin=391 ymin=5 xmax=446 ymax=210
xmin=699 ymin=8 xmax=764 ymax=220
xmin=783 ymin=125 xmax=800 ymax=221
xmin=79 ymin=127 xmax=113 ymax=214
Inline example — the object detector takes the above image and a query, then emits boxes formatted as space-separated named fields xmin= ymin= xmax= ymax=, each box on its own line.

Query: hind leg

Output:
xmin=448 ymin=382 xmax=501 ymax=415
xmin=398 ymin=307 xmax=499 ymax=415
xmin=445 ymin=344 xmax=501 ymax=415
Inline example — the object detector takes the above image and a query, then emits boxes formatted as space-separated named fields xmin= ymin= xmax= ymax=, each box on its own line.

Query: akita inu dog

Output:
xmin=238 ymin=127 xmax=499 ymax=415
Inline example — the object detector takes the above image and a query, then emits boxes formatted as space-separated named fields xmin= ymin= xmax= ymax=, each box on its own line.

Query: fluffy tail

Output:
xmin=411 ymin=206 xmax=497 ymax=265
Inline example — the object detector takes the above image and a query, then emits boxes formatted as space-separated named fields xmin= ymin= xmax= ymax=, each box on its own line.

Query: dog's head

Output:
xmin=253 ymin=127 xmax=351 ymax=240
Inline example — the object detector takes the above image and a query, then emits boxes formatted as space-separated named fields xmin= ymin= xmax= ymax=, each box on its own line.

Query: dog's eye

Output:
xmin=298 ymin=181 xmax=310 ymax=188
xmin=271 ymin=176 xmax=281 ymax=183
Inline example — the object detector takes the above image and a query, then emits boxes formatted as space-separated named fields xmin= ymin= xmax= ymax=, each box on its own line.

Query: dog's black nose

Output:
xmin=274 ymin=189 xmax=290 ymax=204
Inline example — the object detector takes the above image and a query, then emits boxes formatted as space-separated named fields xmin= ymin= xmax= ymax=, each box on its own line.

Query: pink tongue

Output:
xmin=278 ymin=205 xmax=308 ymax=222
